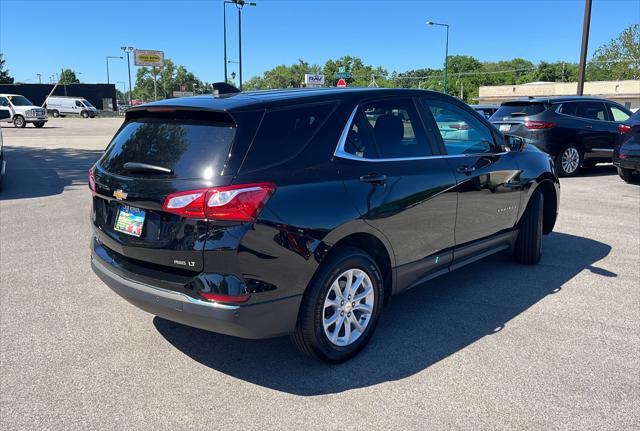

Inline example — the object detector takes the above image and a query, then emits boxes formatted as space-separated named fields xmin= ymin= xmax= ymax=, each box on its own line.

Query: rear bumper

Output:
xmin=91 ymin=254 xmax=302 ymax=339
xmin=613 ymin=157 xmax=640 ymax=172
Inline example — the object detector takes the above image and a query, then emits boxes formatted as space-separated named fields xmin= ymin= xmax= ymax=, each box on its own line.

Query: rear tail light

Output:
xmin=450 ymin=123 xmax=470 ymax=130
xmin=524 ymin=121 xmax=555 ymax=130
xmin=88 ymin=166 xmax=96 ymax=192
xmin=162 ymin=182 xmax=276 ymax=221
xmin=618 ymin=124 xmax=631 ymax=134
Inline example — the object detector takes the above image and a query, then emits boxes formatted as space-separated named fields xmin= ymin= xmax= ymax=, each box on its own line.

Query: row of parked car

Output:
xmin=0 ymin=94 xmax=98 ymax=128
xmin=471 ymin=97 xmax=639 ymax=182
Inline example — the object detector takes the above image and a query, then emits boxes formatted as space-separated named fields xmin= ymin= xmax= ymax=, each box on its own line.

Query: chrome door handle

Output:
xmin=359 ymin=173 xmax=387 ymax=184
xmin=457 ymin=165 xmax=476 ymax=174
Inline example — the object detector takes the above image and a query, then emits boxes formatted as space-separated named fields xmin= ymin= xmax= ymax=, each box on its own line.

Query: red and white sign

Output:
xmin=180 ymin=84 xmax=187 ymax=92
xmin=336 ymin=78 xmax=347 ymax=88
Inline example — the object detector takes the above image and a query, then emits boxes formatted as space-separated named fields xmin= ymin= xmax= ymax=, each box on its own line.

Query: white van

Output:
xmin=0 ymin=94 xmax=48 ymax=128
xmin=45 ymin=96 xmax=98 ymax=118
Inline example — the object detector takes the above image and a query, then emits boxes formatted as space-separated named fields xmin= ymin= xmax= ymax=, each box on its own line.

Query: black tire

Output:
xmin=292 ymin=246 xmax=384 ymax=363
xmin=51 ymin=110 xmax=60 ymax=118
xmin=13 ymin=115 xmax=26 ymax=128
xmin=33 ymin=121 xmax=45 ymax=128
xmin=554 ymin=144 xmax=582 ymax=177
xmin=81 ymin=110 xmax=89 ymax=118
xmin=618 ymin=167 xmax=638 ymax=183
xmin=514 ymin=190 xmax=543 ymax=264
xmin=59 ymin=115 xmax=66 ymax=118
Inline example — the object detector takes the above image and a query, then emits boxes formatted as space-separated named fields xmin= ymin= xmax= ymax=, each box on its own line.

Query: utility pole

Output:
xmin=37 ymin=73 xmax=41 ymax=84
xmin=576 ymin=0 xmax=592 ymax=96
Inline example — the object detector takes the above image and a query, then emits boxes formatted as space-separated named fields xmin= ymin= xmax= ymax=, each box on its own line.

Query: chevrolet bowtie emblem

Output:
xmin=113 ymin=189 xmax=128 ymax=200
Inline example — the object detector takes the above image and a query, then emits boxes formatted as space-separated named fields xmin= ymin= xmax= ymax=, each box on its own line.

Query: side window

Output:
xmin=559 ymin=102 xmax=579 ymax=116
xmin=0 ymin=97 xmax=9 ymax=107
xmin=343 ymin=98 xmax=431 ymax=159
xmin=577 ymin=102 xmax=608 ymax=121
xmin=75 ymin=100 xmax=83 ymax=107
xmin=241 ymin=102 xmax=334 ymax=171
xmin=609 ymin=105 xmax=630 ymax=122
xmin=424 ymin=100 xmax=495 ymax=155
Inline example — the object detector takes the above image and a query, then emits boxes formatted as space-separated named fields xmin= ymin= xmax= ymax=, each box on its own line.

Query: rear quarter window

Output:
xmin=240 ymin=102 xmax=335 ymax=172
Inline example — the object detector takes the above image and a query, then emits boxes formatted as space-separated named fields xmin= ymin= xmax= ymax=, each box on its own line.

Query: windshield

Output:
xmin=491 ymin=103 xmax=547 ymax=120
xmin=82 ymin=99 xmax=94 ymax=108
xmin=7 ymin=95 xmax=34 ymax=106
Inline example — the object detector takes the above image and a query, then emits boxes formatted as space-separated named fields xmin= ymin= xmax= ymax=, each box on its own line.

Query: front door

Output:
xmin=421 ymin=97 xmax=523 ymax=249
xmin=335 ymin=97 xmax=458 ymax=290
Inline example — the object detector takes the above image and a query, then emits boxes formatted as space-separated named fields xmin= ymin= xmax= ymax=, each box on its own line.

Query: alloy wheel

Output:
xmin=322 ymin=268 xmax=374 ymax=347
xmin=561 ymin=147 xmax=580 ymax=174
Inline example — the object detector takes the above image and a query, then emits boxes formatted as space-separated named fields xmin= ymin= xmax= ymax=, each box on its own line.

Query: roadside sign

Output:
xmin=335 ymin=66 xmax=351 ymax=79
xmin=173 ymin=91 xmax=194 ymax=97
xmin=180 ymin=84 xmax=187 ymax=92
xmin=336 ymin=78 xmax=347 ymax=88
xmin=304 ymin=74 xmax=325 ymax=87
xmin=134 ymin=50 xmax=165 ymax=67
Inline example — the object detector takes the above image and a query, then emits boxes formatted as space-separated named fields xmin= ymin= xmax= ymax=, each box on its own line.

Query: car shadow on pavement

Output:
xmin=0 ymin=146 xmax=103 ymax=200
xmin=579 ymin=164 xmax=617 ymax=177
xmin=154 ymin=231 xmax=613 ymax=396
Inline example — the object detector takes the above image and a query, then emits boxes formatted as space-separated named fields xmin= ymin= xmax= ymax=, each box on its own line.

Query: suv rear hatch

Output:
xmin=490 ymin=101 xmax=551 ymax=137
xmin=91 ymin=108 xmax=238 ymax=275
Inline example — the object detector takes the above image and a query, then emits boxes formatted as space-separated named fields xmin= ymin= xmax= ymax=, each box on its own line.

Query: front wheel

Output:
xmin=292 ymin=247 xmax=383 ymax=363
xmin=13 ymin=115 xmax=26 ymax=128
xmin=618 ymin=167 xmax=638 ymax=183
xmin=514 ymin=190 xmax=543 ymax=264
xmin=555 ymin=144 xmax=582 ymax=177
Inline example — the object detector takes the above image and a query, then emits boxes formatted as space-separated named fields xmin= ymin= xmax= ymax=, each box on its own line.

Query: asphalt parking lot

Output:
xmin=1 ymin=117 xmax=638 ymax=430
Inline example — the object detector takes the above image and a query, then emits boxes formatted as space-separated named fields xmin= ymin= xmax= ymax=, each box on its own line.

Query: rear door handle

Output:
xmin=584 ymin=125 xmax=593 ymax=129
xmin=359 ymin=173 xmax=387 ymax=184
xmin=457 ymin=165 xmax=476 ymax=174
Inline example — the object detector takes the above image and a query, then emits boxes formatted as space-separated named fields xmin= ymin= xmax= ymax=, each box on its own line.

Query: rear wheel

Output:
xmin=292 ymin=247 xmax=383 ymax=363
xmin=555 ymin=144 xmax=582 ymax=177
xmin=13 ymin=115 xmax=26 ymax=128
xmin=51 ymin=110 xmax=60 ymax=118
xmin=514 ymin=190 xmax=543 ymax=264
xmin=33 ymin=121 xmax=45 ymax=128
xmin=81 ymin=110 xmax=89 ymax=118
xmin=618 ymin=167 xmax=638 ymax=183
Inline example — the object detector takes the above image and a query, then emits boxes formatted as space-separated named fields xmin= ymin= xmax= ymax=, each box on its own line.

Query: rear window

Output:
xmin=240 ymin=102 xmax=335 ymax=171
xmin=491 ymin=103 xmax=547 ymax=120
xmin=99 ymin=117 xmax=236 ymax=179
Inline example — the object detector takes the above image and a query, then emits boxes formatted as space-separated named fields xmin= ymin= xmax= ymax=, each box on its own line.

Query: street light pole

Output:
xmin=426 ymin=21 xmax=450 ymax=94
xmin=106 ymin=56 xmax=123 ymax=85
xmin=121 ymin=46 xmax=134 ymax=104
xmin=223 ymin=1 xmax=228 ymax=83
xmin=237 ymin=3 xmax=243 ymax=91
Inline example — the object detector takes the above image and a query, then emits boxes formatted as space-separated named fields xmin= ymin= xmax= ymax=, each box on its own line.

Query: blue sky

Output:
xmin=1 ymin=0 xmax=638 ymax=89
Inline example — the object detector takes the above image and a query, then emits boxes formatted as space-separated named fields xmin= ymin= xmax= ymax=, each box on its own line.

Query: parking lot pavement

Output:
xmin=1 ymin=118 xmax=639 ymax=430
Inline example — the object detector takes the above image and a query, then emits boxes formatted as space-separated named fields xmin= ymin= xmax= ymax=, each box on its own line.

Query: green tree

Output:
xmin=587 ymin=24 xmax=640 ymax=80
xmin=133 ymin=59 xmax=203 ymax=100
xmin=59 ymin=69 xmax=80 ymax=84
xmin=0 ymin=54 xmax=14 ymax=84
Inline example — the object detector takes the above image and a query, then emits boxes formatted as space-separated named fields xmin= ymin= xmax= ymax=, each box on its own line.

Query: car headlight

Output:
xmin=25 ymin=109 xmax=34 ymax=117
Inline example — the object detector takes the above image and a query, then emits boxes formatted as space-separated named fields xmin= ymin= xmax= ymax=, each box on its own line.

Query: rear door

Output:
xmin=423 ymin=97 xmax=522 ymax=249
xmin=92 ymin=109 xmax=239 ymax=273
xmin=336 ymin=97 xmax=458 ymax=289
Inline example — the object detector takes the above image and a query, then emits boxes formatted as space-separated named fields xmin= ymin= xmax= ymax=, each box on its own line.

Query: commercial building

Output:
xmin=477 ymin=80 xmax=640 ymax=110
xmin=0 ymin=83 xmax=117 ymax=111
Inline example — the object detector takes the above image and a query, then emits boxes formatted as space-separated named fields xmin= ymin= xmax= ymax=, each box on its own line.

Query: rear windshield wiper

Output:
xmin=123 ymin=162 xmax=173 ymax=174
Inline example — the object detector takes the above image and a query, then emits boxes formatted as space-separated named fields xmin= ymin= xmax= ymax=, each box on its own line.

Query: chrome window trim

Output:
xmin=333 ymin=104 xmax=508 ymax=162
xmin=592 ymin=148 xmax=614 ymax=152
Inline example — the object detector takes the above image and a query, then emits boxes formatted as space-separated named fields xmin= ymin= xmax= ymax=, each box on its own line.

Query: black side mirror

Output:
xmin=504 ymin=134 xmax=526 ymax=152
xmin=0 ymin=108 xmax=10 ymax=120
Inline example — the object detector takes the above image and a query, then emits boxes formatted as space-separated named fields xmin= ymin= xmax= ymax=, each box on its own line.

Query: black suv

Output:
xmin=490 ymin=97 xmax=633 ymax=176
xmin=90 ymin=88 xmax=559 ymax=362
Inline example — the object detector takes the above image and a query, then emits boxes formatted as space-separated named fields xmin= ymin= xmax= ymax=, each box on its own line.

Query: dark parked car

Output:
xmin=614 ymin=109 xmax=640 ymax=183
xmin=490 ymin=97 xmax=633 ymax=176
xmin=90 ymin=88 xmax=560 ymax=362
xmin=470 ymin=104 xmax=499 ymax=119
